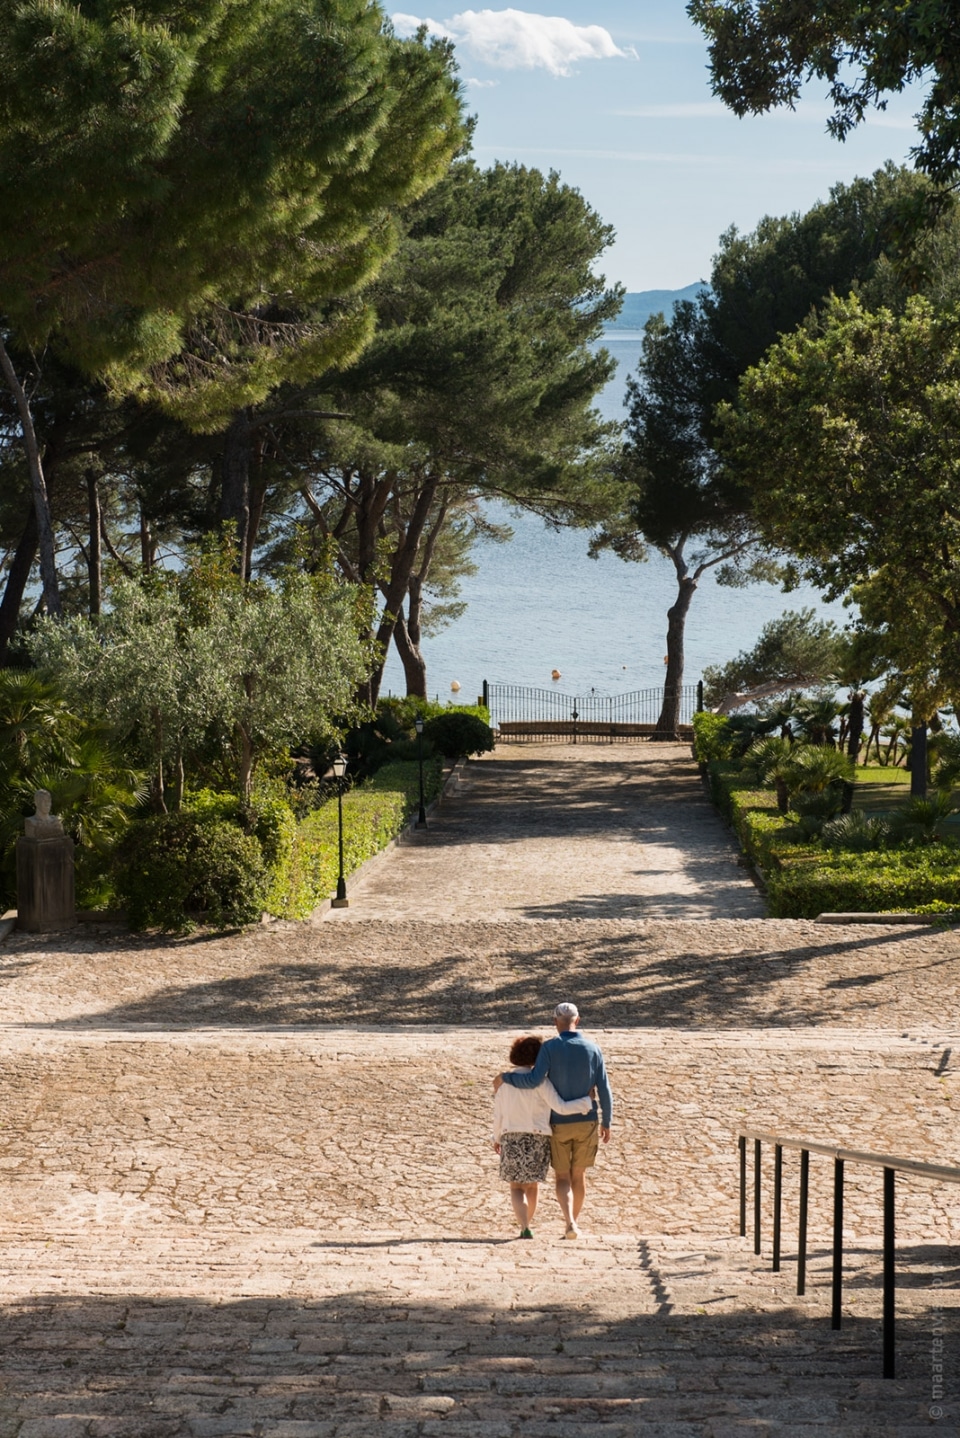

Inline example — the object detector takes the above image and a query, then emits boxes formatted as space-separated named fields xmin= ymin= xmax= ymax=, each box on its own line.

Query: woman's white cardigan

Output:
xmin=492 ymin=1067 xmax=593 ymax=1140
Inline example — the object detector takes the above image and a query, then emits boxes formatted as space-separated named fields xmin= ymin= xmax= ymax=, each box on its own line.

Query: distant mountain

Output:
xmin=607 ymin=283 xmax=707 ymax=331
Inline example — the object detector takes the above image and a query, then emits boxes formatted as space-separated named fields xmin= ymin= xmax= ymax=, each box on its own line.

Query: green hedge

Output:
xmin=115 ymin=813 xmax=268 ymax=932
xmin=701 ymin=747 xmax=960 ymax=918
xmin=767 ymin=847 xmax=960 ymax=918
xmin=113 ymin=758 xmax=446 ymax=929
xmin=273 ymin=757 xmax=445 ymax=919
xmin=692 ymin=712 xmax=734 ymax=763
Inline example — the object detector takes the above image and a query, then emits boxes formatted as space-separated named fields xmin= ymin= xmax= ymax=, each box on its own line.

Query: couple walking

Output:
xmin=492 ymin=1001 xmax=613 ymax=1240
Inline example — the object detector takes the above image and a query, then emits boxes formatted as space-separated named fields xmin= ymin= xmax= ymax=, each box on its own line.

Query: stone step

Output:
xmin=0 ymin=1230 xmax=950 ymax=1435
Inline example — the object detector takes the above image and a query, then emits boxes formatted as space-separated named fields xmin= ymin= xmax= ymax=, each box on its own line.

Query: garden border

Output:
xmin=0 ymin=760 xmax=470 ymax=943
xmin=309 ymin=756 xmax=468 ymax=922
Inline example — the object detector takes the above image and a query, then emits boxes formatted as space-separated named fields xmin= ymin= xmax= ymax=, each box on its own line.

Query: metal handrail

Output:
xmin=737 ymin=1128 xmax=960 ymax=1381
xmin=740 ymin=1129 xmax=960 ymax=1184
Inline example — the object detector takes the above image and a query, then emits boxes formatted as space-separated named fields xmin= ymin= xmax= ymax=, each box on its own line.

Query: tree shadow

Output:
xmin=0 ymin=1265 xmax=954 ymax=1434
xmin=35 ymin=922 xmax=959 ymax=1031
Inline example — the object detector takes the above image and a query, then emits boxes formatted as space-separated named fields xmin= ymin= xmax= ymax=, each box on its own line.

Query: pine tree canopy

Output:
xmin=0 ymin=1 xmax=465 ymax=394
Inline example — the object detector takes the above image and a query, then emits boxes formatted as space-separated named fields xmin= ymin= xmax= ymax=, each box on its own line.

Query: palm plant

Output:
xmin=781 ymin=744 xmax=856 ymax=825
xmin=790 ymin=694 xmax=840 ymax=746
xmin=725 ymin=712 xmax=781 ymax=758
xmin=932 ymin=732 xmax=960 ymax=793
xmin=741 ymin=735 xmax=794 ymax=812
xmin=887 ymin=792 xmax=959 ymax=847
xmin=879 ymin=717 xmax=909 ymax=766
xmin=820 ymin=810 xmax=891 ymax=851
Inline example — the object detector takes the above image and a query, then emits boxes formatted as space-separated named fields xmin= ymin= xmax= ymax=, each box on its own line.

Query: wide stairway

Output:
xmin=0 ymin=744 xmax=956 ymax=1435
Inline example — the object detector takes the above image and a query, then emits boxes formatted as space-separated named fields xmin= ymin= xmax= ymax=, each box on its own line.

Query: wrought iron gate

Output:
xmin=483 ymin=681 xmax=700 ymax=741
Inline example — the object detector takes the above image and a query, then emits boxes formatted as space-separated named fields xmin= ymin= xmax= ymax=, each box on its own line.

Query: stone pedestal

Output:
xmin=16 ymin=835 xmax=76 ymax=932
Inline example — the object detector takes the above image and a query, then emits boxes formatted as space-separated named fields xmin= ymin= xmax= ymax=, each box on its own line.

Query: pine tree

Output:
xmin=0 ymin=1 xmax=464 ymax=612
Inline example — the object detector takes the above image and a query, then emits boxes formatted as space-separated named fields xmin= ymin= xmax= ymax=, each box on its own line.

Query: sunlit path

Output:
xmin=330 ymin=742 xmax=764 ymax=922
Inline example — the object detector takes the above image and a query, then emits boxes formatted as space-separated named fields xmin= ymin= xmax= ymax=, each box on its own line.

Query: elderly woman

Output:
xmin=491 ymin=1034 xmax=593 ymax=1238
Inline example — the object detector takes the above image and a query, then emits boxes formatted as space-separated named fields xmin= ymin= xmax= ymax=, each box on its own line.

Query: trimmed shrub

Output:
xmin=820 ymin=811 xmax=891 ymax=851
xmin=766 ymin=847 xmax=960 ymax=919
xmin=346 ymin=700 xmax=490 ymax=778
xmin=268 ymin=757 xmax=445 ymax=919
xmin=115 ymin=812 xmax=267 ymax=932
xmin=423 ymin=711 xmax=494 ymax=759
xmin=692 ymin=712 xmax=734 ymax=763
xmin=700 ymin=724 xmax=960 ymax=918
xmin=183 ymin=786 xmax=298 ymax=918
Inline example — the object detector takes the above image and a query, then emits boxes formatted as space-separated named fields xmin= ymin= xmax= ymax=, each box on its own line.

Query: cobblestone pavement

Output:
xmin=0 ymin=1026 xmax=957 ymax=1433
xmin=329 ymin=744 xmax=765 ymax=921
xmin=1 ymin=744 xmax=959 ymax=1434
xmin=3 ymin=917 xmax=960 ymax=1031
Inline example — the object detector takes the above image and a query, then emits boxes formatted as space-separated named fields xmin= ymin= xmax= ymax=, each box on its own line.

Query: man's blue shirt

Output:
xmin=502 ymin=1029 xmax=612 ymax=1128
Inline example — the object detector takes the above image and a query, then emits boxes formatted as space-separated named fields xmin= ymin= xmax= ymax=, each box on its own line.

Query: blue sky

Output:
xmin=393 ymin=2 xmax=923 ymax=292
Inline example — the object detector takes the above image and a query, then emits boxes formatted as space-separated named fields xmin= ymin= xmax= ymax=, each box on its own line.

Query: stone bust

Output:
xmin=24 ymin=790 xmax=65 ymax=840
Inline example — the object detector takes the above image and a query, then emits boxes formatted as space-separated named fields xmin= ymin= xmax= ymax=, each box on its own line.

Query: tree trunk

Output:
xmin=910 ymin=723 xmax=928 ymax=799
xmin=219 ymin=411 xmax=251 ymax=574
xmin=237 ymin=724 xmax=255 ymax=800
xmin=846 ymin=691 xmax=865 ymax=765
xmin=365 ymin=474 xmax=441 ymax=709
xmin=86 ymin=470 xmax=102 ymax=616
xmin=656 ymin=570 xmax=697 ymax=736
xmin=242 ymin=428 xmax=269 ymax=583
xmin=393 ymin=605 xmax=428 ymax=699
xmin=139 ymin=505 xmax=154 ymax=573
xmin=150 ymin=708 xmax=167 ymax=813
xmin=0 ymin=502 xmax=38 ymax=664
xmin=0 ymin=336 xmax=62 ymax=616
xmin=171 ymin=752 xmax=185 ymax=812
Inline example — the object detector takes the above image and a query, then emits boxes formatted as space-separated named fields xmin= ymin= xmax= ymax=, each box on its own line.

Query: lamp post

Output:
xmin=331 ymin=751 xmax=349 ymax=908
xmin=414 ymin=716 xmax=427 ymax=827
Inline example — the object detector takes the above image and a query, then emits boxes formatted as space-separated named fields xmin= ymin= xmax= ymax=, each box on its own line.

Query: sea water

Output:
xmin=380 ymin=328 xmax=847 ymax=702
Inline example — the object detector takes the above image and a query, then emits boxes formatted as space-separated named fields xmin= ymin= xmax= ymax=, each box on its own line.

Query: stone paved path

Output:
xmin=0 ymin=744 xmax=958 ymax=1434
xmin=330 ymin=744 xmax=764 ymax=921
xmin=0 ymin=1025 xmax=957 ymax=1434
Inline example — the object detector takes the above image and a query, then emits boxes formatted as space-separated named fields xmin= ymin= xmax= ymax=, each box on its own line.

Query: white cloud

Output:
xmin=392 ymin=12 xmax=456 ymax=40
xmin=392 ymin=9 xmax=633 ymax=76
xmin=465 ymin=76 xmax=499 ymax=88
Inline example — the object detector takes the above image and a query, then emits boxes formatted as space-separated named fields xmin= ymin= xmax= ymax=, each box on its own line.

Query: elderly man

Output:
xmin=494 ymin=1002 xmax=612 ymax=1239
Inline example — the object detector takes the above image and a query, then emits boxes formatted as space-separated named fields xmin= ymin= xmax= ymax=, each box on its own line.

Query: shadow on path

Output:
xmin=0 ymin=1275 xmax=954 ymax=1433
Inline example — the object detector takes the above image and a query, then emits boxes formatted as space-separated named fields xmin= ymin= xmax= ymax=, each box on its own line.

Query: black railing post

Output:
xmin=696 ymin=679 xmax=704 ymax=714
xmin=482 ymin=678 xmax=489 ymax=711
xmin=754 ymin=1139 xmax=762 ymax=1255
xmin=832 ymin=1158 xmax=844 ymax=1330
xmin=883 ymin=1167 xmax=896 ymax=1379
xmin=797 ymin=1149 xmax=809 ymax=1296
xmin=739 ymin=1136 xmax=746 ymax=1237
xmin=773 ymin=1144 xmax=783 ymax=1271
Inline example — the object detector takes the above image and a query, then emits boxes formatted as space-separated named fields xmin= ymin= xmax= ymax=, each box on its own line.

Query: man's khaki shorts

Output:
xmin=550 ymin=1120 xmax=599 ymax=1174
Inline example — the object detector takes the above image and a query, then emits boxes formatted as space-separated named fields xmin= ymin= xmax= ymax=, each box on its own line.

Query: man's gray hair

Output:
xmin=554 ymin=1002 xmax=579 ymax=1021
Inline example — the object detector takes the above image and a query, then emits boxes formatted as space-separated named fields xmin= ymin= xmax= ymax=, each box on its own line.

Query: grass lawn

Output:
xmin=857 ymin=764 xmax=910 ymax=783
xmin=853 ymin=764 xmax=910 ymax=813
xmin=851 ymin=764 xmax=960 ymax=832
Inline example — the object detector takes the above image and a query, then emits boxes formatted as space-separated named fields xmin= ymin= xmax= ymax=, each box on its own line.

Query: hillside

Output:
xmin=608 ymin=282 xmax=706 ymax=330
